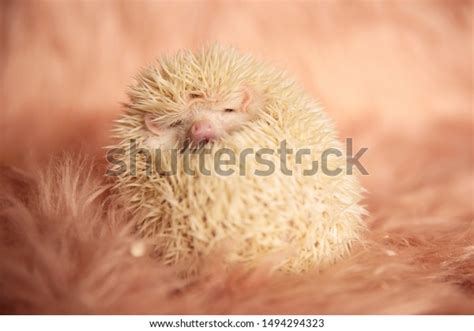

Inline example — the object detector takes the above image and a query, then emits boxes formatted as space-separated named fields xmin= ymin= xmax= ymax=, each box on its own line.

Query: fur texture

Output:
xmin=0 ymin=1 xmax=473 ymax=314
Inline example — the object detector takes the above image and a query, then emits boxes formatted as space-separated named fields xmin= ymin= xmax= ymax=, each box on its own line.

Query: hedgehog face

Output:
xmin=124 ymin=46 xmax=269 ymax=150
xmin=143 ymin=86 xmax=258 ymax=149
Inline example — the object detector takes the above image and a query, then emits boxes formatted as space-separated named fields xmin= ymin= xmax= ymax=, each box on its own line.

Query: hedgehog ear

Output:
xmin=241 ymin=86 xmax=261 ymax=113
xmin=144 ymin=113 xmax=161 ymax=135
xmin=241 ymin=87 xmax=252 ymax=113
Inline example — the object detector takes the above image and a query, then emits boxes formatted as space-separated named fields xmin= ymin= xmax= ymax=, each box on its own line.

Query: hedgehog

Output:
xmin=108 ymin=45 xmax=366 ymax=273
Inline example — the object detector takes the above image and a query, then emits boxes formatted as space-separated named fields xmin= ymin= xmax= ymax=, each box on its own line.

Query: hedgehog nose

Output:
xmin=190 ymin=120 xmax=216 ymax=144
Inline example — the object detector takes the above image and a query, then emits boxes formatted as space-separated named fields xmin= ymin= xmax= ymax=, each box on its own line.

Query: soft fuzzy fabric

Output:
xmin=0 ymin=1 xmax=473 ymax=314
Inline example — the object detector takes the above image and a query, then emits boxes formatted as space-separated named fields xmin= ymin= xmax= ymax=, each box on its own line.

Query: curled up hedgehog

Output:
xmin=108 ymin=45 xmax=366 ymax=273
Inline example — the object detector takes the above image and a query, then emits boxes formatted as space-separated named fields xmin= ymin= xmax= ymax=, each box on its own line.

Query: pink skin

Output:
xmin=190 ymin=119 xmax=216 ymax=144
xmin=143 ymin=87 xmax=258 ymax=149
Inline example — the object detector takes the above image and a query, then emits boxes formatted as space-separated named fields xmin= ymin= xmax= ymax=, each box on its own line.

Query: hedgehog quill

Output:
xmin=109 ymin=45 xmax=366 ymax=273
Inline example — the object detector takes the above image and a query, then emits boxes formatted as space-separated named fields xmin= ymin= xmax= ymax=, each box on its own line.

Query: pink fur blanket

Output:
xmin=1 ymin=1 xmax=472 ymax=314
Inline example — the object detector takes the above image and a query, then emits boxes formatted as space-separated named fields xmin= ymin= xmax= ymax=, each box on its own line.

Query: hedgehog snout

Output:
xmin=190 ymin=119 xmax=216 ymax=144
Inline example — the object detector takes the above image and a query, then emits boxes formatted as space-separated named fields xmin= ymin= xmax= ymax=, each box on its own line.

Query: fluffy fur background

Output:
xmin=0 ymin=0 xmax=473 ymax=313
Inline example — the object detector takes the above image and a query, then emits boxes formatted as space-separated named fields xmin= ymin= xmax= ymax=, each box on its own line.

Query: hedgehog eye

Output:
xmin=188 ymin=93 xmax=201 ymax=99
xmin=224 ymin=108 xmax=235 ymax=113
xmin=169 ymin=120 xmax=183 ymax=128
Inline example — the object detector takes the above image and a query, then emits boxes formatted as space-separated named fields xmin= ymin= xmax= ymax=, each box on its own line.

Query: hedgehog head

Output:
xmin=123 ymin=45 xmax=275 ymax=149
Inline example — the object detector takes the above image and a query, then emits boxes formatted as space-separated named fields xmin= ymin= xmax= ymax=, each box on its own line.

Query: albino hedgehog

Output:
xmin=109 ymin=45 xmax=366 ymax=273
